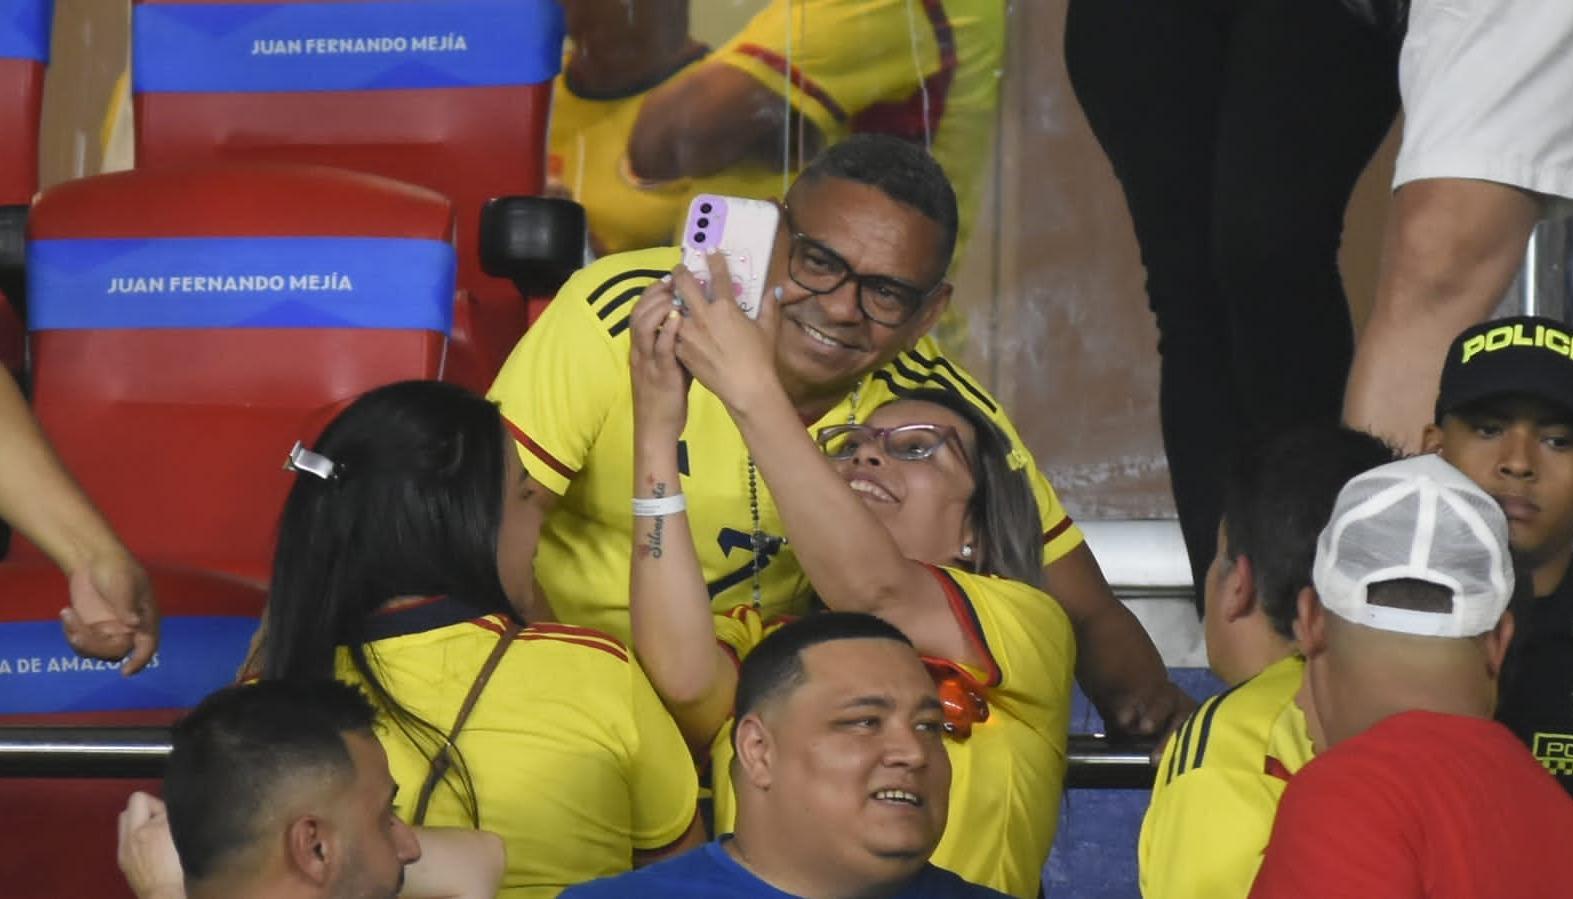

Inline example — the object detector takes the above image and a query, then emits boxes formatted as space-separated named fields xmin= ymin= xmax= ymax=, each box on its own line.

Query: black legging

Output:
xmin=1064 ymin=0 xmax=1401 ymax=609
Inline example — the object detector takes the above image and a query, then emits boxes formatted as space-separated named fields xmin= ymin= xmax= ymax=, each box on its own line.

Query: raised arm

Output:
xmin=117 ymin=792 xmax=184 ymax=899
xmin=627 ymin=280 xmax=737 ymax=750
xmin=669 ymin=261 xmax=981 ymax=669
xmin=0 ymin=368 xmax=158 ymax=673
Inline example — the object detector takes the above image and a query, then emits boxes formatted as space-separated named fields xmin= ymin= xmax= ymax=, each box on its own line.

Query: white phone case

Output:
xmin=680 ymin=194 xmax=780 ymax=319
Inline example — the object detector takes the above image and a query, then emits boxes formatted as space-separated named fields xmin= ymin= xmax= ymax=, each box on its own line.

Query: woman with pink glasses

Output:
xmin=624 ymin=262 xmax=1076 ymax=898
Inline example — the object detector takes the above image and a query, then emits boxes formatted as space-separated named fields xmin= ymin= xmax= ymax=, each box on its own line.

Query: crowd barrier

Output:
xmin=0 ymin=726 xmax=1159 ymax=789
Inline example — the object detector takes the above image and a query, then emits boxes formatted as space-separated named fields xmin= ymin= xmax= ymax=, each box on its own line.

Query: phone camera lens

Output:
xmin=697 ymin=218 xmax=710 ymax=229
xmin=694 ymin=232 xmax=707 ymax=243
xmin=700 ymin=203 xmax=713 ymax=214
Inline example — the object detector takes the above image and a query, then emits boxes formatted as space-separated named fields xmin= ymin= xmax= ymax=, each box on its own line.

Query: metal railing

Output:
xmin=0 ymin=726 xmax=1158 ymax=789
xmin=1495 ymin=215 xmax=1573 ymax=321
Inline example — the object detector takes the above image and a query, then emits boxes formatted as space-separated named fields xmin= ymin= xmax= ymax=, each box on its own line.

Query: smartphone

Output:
xmin=680 ymin=194 xmax=780 ymax=319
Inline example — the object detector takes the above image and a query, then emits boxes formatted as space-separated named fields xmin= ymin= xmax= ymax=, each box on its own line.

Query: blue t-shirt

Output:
xmin=561 ymin=841 xmax=1010 ymax=898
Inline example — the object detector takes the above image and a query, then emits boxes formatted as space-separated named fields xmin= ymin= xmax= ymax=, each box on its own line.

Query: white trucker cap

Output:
xmin=1311 ymin=454 xmax=1514 ymax=638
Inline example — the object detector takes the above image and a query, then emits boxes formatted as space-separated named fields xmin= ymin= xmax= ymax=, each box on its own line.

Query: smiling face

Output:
xmin=766 ymin=176 xmax=952 ymax=414
xmin=827 ymin=399 xmax=977 ymax=567
xmin=746 ymin=638 xmax=950 ymax=877
xmin=1424 ymin=395 xmax=1573 ymax=581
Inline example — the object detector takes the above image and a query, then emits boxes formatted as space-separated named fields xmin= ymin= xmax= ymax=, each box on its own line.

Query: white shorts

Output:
xmin=1394 ymin=0 xmax=1573 ymax=203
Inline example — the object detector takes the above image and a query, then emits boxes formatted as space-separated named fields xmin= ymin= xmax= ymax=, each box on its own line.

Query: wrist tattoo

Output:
xmin=647 ymin=482 xmax=667 ymax=559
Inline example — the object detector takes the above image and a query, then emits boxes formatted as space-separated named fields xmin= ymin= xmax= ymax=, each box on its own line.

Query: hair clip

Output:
xmin=283 ymin=441 xmax=341 ymax=482
xmin=1006 ymin=448 xmax=1029 ymax=472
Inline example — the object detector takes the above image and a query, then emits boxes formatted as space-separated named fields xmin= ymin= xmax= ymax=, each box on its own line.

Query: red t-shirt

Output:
xmin=1250 ymin=710 xmax=1573 ymax=898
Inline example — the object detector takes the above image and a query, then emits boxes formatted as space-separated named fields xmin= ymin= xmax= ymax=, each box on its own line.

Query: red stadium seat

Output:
xmin=17 ymin=162 xmax=457 ymax=582
xmin=0 ymin=0 xmax=50 ymax=378
xmin=0 ymin=561 xmax=265 ymax=899
xmin=0 ymin=0 xmax=46 ymax=205
xmin=130 ymin=0 xmax=570 ymax=387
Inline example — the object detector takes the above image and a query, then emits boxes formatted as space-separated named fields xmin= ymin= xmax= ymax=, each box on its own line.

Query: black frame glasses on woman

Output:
xmin=782 ymin=205 xmax=945 ymax=327
xmin=816 ymin=423 xmax=972 ymax=469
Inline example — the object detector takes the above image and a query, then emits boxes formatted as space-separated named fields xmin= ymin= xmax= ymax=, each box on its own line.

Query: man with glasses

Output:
xmin=488 ymin=133 xmax=1190 ymax=737
xmin=778 ymin=204 xmax=948 ymax=329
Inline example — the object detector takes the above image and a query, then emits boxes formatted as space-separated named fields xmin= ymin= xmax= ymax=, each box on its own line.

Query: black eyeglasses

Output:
xmin=816 ymin=423 xmax=971 ymax=469
xmin=783 ymin=206 xmax=943 ymax=327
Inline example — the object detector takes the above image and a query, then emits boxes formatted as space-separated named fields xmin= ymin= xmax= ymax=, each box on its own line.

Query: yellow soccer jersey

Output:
xmin=548 ymin=58 xmax=789 ymax=257
xmin=1138 ymin=655 xmax=1314 ymax=899
xmin=336 ymin=598 xmax=698 ymax=898
xmin=547 ymin=0 xmax=1003 ymax=260
xmin=488 ymin=246 xmax=1083 ymax=642
xmin=708 ymin=566 xmax=1076 ymax=899
xmin=716 ymin=0 xmax=1004 ymax=256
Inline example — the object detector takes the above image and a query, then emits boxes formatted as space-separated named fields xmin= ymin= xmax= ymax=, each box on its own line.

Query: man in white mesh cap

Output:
xmin=1250 ymin=454 xmax=1573 ymax=898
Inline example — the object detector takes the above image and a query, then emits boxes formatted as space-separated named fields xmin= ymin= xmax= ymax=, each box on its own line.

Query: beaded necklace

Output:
xmin=744 ymin=379 xmax=864 ymax=608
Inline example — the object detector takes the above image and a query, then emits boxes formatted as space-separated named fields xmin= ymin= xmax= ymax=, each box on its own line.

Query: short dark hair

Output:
xmin=1223 ymin=425 xmax=1398 ymax=640
xmin=165 ymin=680 xmax=376 ymax=883
xmin=794 ymin=134 xmax=959 ymax=273
xmin=1366 ymin=578 xmax=1456 ymax=615
xmin=733 ymin=612 xmax=913 ymax=743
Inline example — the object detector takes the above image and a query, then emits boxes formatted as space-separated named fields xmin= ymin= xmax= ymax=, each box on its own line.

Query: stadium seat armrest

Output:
xmin=479 ymin=196 xmax=586 ymax=297
xmin=0 ymin=204 xmax=27 ymax=317
xmin=0 ymin=204 xmax=25 ymax=268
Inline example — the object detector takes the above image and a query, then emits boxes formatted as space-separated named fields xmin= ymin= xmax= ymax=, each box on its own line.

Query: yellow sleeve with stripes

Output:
xmin=714 ymin=0 xmax=943 ymax=141
xmin=487 ymin=248 xmax=679 ymax=495
xmin=1138 ymin=657 xmax=1311 ymax=899
xmin=1141 ymin=736 xmax=1286 ymax=898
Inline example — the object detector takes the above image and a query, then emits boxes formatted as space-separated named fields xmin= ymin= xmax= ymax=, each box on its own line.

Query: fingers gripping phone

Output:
xmin=680 ymin=194 xmax=780 ymax=319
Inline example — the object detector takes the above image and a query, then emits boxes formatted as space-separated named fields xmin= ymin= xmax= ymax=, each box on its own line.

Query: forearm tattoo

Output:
xmin=646 ymin=481 xmax=666 ymax=559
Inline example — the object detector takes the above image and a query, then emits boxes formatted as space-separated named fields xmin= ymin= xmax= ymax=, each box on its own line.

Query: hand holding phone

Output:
xmin=680 ymin=194 xmax=780 ymax=319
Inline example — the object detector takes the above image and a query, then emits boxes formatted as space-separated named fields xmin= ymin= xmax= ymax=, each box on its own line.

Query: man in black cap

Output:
xmin=1422 ymin=314 xmax=1573 ymax=794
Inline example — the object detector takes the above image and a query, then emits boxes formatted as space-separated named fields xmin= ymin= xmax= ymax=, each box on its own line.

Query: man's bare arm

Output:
xmin=506 ymin=465 xmax=560 ymax=622
xmin=401 ymin=828 xmax=507 ymax=899
xmin=0 ymin=369 xmax=158 ymax=673
xmin=1044 ymin=544 xmax=1195 ymax=739
xmin=628 ymin=63 xmax=823 ymax=182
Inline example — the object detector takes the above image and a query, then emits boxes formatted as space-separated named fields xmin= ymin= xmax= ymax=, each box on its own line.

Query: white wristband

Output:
xmin=632 ymin=493 xmax=687 ymax=517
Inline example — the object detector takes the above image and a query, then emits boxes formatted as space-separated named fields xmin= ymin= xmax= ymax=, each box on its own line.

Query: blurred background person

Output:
xmin=550 ymin=0 xmax=1003 ymax=347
